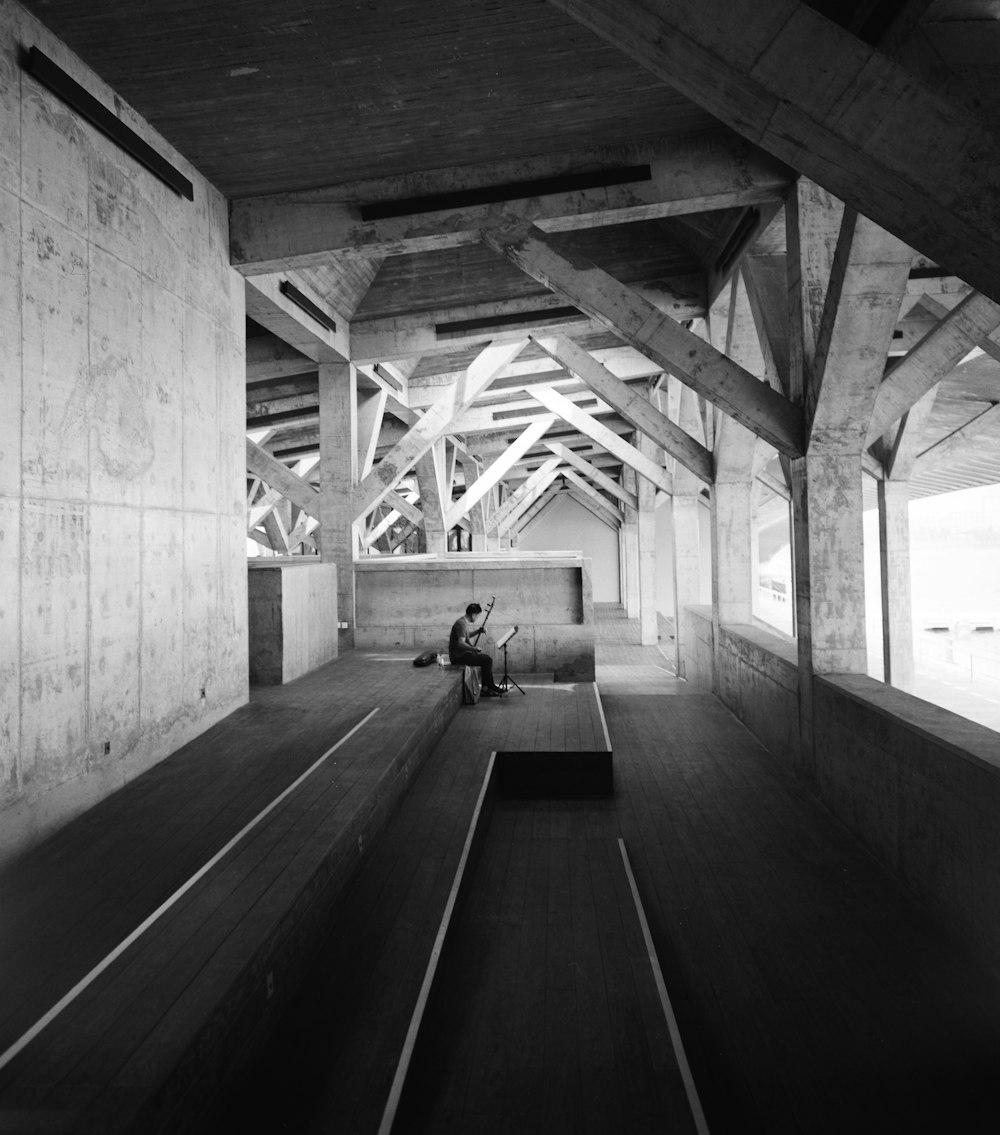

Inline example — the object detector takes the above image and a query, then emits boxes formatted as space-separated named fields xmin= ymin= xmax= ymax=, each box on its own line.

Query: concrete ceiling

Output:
xmin=22 ymin=0 xmax=1000 ymax=532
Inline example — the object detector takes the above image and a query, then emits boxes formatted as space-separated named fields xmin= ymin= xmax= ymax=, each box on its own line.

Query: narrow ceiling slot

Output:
xmin=24 ymin=46 xmax=194 ymax=200
xmin=436 ymin=306 xmax=585 ymax=339
xmin=280 ymin=281 xmax=338 ymax=334
xmin=361 ymin=165 xmax=653 ymax=221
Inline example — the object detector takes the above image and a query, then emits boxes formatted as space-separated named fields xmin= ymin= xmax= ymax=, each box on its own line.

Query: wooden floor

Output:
xmin=0 ymin=649 xmax=464 ymax=1135
xmin=6 ymin=608 xmax=1000 ymax=1134
xmin=213 ymin=604 xmax=1000 ymax=1134
xmin=392 ymin=798 xmax=699 ymax=1135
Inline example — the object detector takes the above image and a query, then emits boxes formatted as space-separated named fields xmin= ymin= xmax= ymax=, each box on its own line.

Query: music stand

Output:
xmin=495 ymin=626 xmax=525 ymax=696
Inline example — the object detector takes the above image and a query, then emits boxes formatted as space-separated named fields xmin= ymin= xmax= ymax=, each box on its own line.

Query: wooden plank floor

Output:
xmin=0 ymin=649 xmax=464 ymax=1135
xmin=392 ymin=798 xmax=699 ymax=1135
xmin=214 ymin=605 xmax=1000 ymax=1135
xmin=14 ymin=609 xmax=1000 ymax=1134
xmin=207 ymin=675 xmax=611 ymax=1135
xmin=596 ymin=611 xmax=1000 ymax=1134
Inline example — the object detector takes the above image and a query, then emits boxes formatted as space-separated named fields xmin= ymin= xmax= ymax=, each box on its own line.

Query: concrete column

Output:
xmin=319 ymin=361 xmax=356 ymax=648
xmin=637 ymin=437 xmax=658 ymax=646
xmin=415 ymin=447 xmax=447 ymax=553
xmin=878 ymin=479 xmax=915 ymax=692
xmin=790 ymin=450 xmax=868 ymax=769
xmin=672 ymin=494 xmax=702 ymax=678
xmin=793 ymin=450 xmax=868 ymax=674
xmin=621 ymin=467 xmax=639 ymax=619
xmin=711 ymin=479 xmax=754 ymax=626
xmin=460 ymin=457 xmax=488 ymax=551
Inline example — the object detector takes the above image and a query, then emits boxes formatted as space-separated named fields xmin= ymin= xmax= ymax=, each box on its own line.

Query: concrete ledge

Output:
xmin=683 ymin=603 xmax=1000 ymax=977
xmin=0 ymin=658 xmax=463 ymax=1135
xmin=355 ymin=555 xmax=594 ymax=681
xmin=248 ymin=559 xmax=338 ymax=685
xmin=814 ymin=674 xmax=1000 ymax=974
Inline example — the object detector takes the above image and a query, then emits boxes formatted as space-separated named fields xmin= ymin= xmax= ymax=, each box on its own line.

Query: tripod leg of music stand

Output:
xmin=498 ymin=643 xmax=525 ymax=696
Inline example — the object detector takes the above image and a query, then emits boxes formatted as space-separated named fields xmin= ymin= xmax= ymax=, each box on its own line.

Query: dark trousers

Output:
xmin=450 ymin=648 xmax=495 ymax=688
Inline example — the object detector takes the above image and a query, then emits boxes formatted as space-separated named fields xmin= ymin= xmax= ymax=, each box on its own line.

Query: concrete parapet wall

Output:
xmin=0 ymin=3 xmax=248 ymax=866
xmin=679 ymin=604 xmax=714 ymax=685
xmin=248 ymin=560 xmax=338 ymax=685
xmin=355 ymin=554 xmax=594 ymax=681
xmin=813 ymin=675 xmax=1000 ymax=973
xmin=685 ymin=605 xmax=1000 ymax=974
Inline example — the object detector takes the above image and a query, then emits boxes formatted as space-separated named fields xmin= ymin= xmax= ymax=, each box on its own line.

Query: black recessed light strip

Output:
xmin=24 ymin=46 xmax=194 ymax=200
xmin=279 ymin=281 xmax=338 ymax=334
xmin=908 ymin=266 xmax=953 ymax=279
xmin=436 ymin=305 xmax=585 ymax=339
xmin=361 ymin=165 xmax=653 ymax=222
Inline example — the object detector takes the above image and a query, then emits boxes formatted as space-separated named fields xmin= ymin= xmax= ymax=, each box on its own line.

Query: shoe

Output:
xmin=481 ymin=688 xmax=499 ymax=697
xmin=487 ymin=685 xmax=503 ymax=694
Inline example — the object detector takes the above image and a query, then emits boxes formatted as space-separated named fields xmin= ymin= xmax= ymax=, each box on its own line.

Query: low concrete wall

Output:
xmin=684 ymin=604 xmax=1000 ymax=976
xmin=684 ymin=608 xmax=800 ymax=773
xmin=679 ymin=604 xmax=715 ymax=686
xmin=355 ymin=554 xmax=594 ymax=681
xmin=248 ymin=560 xmax=338 ymax=685
xmin=813 ymin=675 xmax=1000 ymax=973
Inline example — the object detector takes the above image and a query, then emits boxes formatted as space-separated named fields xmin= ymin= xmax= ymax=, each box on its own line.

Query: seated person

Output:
xmin=449 ymin=602 xmax=502 ymax=696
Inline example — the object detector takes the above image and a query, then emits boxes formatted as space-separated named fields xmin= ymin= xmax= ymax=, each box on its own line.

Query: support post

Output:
xmin=637 ymin=433 xmax=659 ymax=646
xmin=621 ymin=467 xmax=639 ymax=619
xmin=712 ymin=479 xmax=754 ymax=627
xmin=877 ymin=479 xmax=915 ymax=692
xmin=415 ymin=445 xmax=448 ymax=554
xmin=672 ymin=494 xmax=702 ymax=680
xmin=319 ymin=361 xmax=356 ymax=648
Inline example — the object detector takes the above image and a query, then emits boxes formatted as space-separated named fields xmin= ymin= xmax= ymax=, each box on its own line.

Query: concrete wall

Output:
xmin=683 ymin=606 xmax=1000 ymax=977
xmin=683 ymin=607 xmax=800 ymax=770
xmin=815 ymin=675 xmax=1000 ymax=970
xmin=0 ymin=3 xmax=248 ymax=866
xmin=355 ymin=554 xmax=595 ymax=681
xmin=518 ymin=495 xmax=620 ymax=603
xmin=248 ymin=560 xmax=338 ymax=685
xmin=655 ymin=498 xmax=711 ymax=617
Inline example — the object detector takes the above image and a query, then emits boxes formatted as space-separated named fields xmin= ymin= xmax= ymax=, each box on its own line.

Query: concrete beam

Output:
xmin=444 ymin=414 xmax=557 ymax=528
xmin=245 ymin=272 xmax=350 ymax=363
xmin=352 ymin=339 xmax=528 ymax=519
xmin=561 ymin=469 xmax=624 ymax=526
xmin=493 ymin=459 xmax=563 ymax=533
xmin=563 ymin=481 xmax=623 ymax=531
xmin=913 ymin=403 xmax=1000 ymax=475
xmin=808 ymin=211 xmax=912 ymax=446
xmin=246 ymin=439 xmax=321 ymax=520
xmin=246 ymin=335 xmax=313 ymax=383
xmin=548 ymin=0 xmax=1000 ymax=303
xmin=529 ymin=384 xmax=674 ymax=495
xmin=544 ymin=441 xmax=637 ymax=510
xmin=884 ymin=388 xmax=937 ymax=482
xmin=866 ymin=292 xmax=1000 ymax=444
xmin=531 ymin=334 xmax=714 ymax=483
xmin=230 ymin=132 xmax=790 ymax=273
xmin=348 ymin=291 xmax=700 ymax=365
xmin=483 ymin=223 xmax=804 ymax=457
